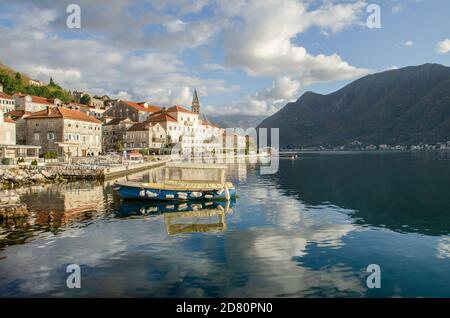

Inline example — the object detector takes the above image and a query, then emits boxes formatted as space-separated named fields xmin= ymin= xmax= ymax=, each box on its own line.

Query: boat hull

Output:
xmin=114 ymin=182 xmax=236 ymax=201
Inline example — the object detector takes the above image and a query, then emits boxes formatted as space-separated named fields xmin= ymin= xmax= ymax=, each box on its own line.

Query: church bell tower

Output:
xmin=191 ymin=89 xmax=200 ymax=114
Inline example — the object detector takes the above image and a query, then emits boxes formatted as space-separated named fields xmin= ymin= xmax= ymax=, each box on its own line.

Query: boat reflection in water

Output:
xmin=114 ymin=200 xmax=234 ymax=235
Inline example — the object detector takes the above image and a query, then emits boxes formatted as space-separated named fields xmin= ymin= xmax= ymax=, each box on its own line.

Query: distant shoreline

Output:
xmin=278 ymin=149 xmax=450 ymax=154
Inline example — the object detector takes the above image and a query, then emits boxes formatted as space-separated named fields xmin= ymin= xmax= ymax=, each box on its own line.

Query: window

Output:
xmin=34 ymin=133 xmax=39 ymax=141
xmin=47 ymin=132 xmax=55 ymax=140
xmin=66 ymin=133 xmax=72 ymax=141
xmin=35 ymin=123 xmax=39 ymax=127
xmin=75 ymin=134 xmax=80 ymax=141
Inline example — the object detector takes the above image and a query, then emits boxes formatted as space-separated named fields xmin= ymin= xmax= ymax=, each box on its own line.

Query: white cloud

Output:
xmin=435 ymin=39 xmax=450 ymax=54
xmin=403 ymin=40 xmax=414 ymax=47
xmin=201 ymin=63 xmax=232 ymax=73
xmin=221 ymin=0 xmax=368 ymax=83
xmin=163 ymin=19 xmax=187 ymax=33
xmin=207 ymin=76 xmax=301 ymax=116
xmin=0 ymin=0 xmax=370 ymax=115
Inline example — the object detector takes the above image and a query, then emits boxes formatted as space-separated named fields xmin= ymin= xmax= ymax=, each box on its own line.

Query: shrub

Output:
xmin=139 ymin=148 xmax=149 ymax=156
xmin=43 ymin=151 xmax=57 ymax=159
xmin=31 ymin=160 xmax=38 ymax=166
xmin=1 ymin=158 xmax=13 ymax=165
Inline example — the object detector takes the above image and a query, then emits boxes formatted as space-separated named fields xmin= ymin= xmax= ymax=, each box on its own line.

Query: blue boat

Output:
xmin=113 ymin=163 xmax=236 ymax=201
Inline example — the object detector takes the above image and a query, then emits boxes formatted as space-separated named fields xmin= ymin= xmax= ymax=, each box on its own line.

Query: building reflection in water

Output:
xmin=18 ymin=182 xmax=107 ymax=229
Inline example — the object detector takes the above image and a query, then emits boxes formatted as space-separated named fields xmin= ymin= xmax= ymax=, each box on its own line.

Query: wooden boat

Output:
xmin=113 ymin=162 xmax=236 ymax=201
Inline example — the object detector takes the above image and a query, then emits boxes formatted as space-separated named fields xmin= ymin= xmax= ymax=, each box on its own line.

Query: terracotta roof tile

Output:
xmin=148 ymin=113 xmax=177 ymax=123
xmin=3 ymin=117 xmax=15 ymax=124
xmin=167 ymin=105 xmax=196 ymax=114
xmin=4 ymin=110 xmax=33 ymax=120
xmin=25 ymin=107 xmax=102 ymax=124
xmin=127 ymin=122 xmax=152 ymax=132
xmin=123 ymin=101 xmax=161 ymax=113
xmin=0 ymin=92 xmax=14 ymax=100
xmin=31 ymin=95 xmax=55 ymax=105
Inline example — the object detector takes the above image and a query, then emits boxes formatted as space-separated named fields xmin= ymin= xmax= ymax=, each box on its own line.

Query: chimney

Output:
xmin=46 ymin=106 xmax=51 ymax=115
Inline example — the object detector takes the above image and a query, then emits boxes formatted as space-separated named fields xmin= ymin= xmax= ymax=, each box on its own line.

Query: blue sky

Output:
xmin=0 ymin=0 xmax=449 ymax=117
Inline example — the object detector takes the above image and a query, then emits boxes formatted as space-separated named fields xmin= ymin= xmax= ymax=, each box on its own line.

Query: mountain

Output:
xmin=257 ymin=64 xmax=450 ymax=148
xmin=206 ymin=114 xmax=266 ymax=129
xmin=0 ymin=61 xmax=32 ymax=85
xmin=0 ymin=61 xmax=73 ymax=103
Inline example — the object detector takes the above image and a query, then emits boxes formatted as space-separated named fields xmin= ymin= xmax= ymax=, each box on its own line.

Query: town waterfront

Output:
xmin=0 ymin=152 xmax=449 ymax=297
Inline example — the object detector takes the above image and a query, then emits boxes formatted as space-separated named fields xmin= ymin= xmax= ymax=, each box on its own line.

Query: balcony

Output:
xmin=184 ymin=121 xmax=193 ymax=126
xmin=152 ymin=137 xmax=166 ymax=143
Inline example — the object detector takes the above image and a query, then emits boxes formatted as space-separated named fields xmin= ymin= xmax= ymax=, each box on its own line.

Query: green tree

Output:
xmin=114 ymin=141 xmax=124 ymax=152
xmin=15 ymin=72 xmax=22 ymax=84
xmin=80 ymin=94 xmax=91 ymax=105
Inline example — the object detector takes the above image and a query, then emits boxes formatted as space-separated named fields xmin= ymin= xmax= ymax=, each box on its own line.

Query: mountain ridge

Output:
xmin=257 ymin=63 xmax=450 ymax=148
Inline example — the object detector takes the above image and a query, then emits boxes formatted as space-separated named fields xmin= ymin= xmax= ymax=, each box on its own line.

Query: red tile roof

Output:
xmin=25 ymin=107 xmax=102 ymax=124
xmin=0 ymin=92 xmax=14 ymax=100
xmin=127 ymin=122 xmax=152 ymax=132
xmin=3 ymin=117 xmax=15 ymax=124
xmin=31 ymin=95 xmax=55 ymax=105
xmin=123 ymin=101 xmax=161 ymax=113
xmin=13 ymin=93 xmax=55 ymax=105
xmin=167 ymin=105 xmax=195 ymax=114
xmin=148 ymin=113 xmax=177 ymax=123
xmin=4 ymin=110 xmax=33 ymax=120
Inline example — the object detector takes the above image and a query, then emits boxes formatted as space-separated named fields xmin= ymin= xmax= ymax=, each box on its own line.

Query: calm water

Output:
xmin=0 ymin=152 xmax=449 ymax=297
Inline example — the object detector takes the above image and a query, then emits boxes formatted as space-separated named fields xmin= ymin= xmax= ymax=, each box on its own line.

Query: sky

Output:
xmin=0 ymin=0 xmax=449 ymax=118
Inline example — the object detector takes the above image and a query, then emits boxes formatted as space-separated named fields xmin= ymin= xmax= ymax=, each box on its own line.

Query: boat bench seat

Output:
xmin=140 ymin=181 xmax=233 ymax=191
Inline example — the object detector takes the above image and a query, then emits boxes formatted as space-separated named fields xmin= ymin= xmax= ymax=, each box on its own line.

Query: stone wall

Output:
xmin=0 ymin=165 xmax=105 ymax=189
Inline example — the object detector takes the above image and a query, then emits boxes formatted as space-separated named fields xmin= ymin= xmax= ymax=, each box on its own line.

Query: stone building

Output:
xmin=103 ymin=100 xmax=161 ymax=122
xmin=88 ymin=105 xmax=107 ymax=119
xmin=0 ymin=84 xmax=15 ymax=114
xmin=64 ymin=102 xmax=90 ymax=114
xmin=89 ymin=97 xmax=104 ymax=108
xmin=222 ymin=132 xmax=247 ymax=154
xmin=25 ymin=107 xmax=102 ymax=158
xmin=123 ymin=121 xmax=167 ymax=154
xmin=14 ymin=94 xmax=61 ymax=112
xmin=0 ymin=111 xmax=40 ymax=159
xmin=102 ymin=117 xmax=136 ymax=152
xmin=0 ymin=111 xmax=16 ymax=146
xmin=4 ymin=110 xmax=33 ymax=144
